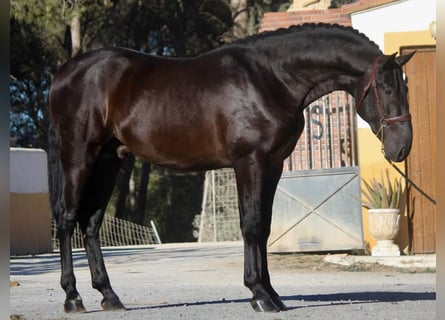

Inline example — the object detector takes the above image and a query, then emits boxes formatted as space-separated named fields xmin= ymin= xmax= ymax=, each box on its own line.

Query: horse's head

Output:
xmin=355 ymin=52 xmax=415 ymax=162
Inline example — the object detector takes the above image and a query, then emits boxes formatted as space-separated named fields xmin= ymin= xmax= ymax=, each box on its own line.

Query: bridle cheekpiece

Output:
xmin=355 ymin=55 xmax=411 ymax=156
xmin=355 ymin=55 xmax=411 ymax=128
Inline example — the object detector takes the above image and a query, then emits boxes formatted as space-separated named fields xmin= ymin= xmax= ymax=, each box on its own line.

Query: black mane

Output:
xmin=226 ymin=23 xmax=380 ymax=53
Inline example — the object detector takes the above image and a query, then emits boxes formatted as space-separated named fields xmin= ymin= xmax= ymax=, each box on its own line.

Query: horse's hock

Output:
xmin=10 ymin=148 xmax=52 ymax=255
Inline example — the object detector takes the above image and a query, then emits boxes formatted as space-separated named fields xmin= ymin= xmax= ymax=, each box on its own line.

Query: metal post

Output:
xmin=150 ymin=220 xmax=162 ymax=244
xmin=197 ymin=171 xmax=209 ymax=242
xmin=212 ymin=170 xmax=217 ymax=242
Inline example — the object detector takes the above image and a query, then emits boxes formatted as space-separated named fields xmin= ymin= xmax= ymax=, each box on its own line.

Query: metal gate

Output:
xmin=268 ymin=91 xmax=364 ymax=253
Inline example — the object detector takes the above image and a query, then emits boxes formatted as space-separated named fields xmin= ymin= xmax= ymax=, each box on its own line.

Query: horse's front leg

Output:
xmin=234 ymin=158 xmax=286 ymax=312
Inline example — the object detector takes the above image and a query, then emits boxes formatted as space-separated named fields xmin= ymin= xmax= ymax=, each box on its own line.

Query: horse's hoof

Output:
xmin=64 ymin=297 xmax=86 ymax=313
xmin=272 ymin=296 xmax=287 ymax=311
xmin=250 ymin=297 xmax=286 ymax=312
xmin=101 ymin=296 xmax=126 ymax=311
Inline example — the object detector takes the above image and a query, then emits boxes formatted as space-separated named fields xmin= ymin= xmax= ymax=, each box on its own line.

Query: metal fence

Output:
xmin=197 ymin=168 xmax=241 ymax=242
xmin=51 ymin=214 xmax=161 ymax=250
xmin=283 ymin=91 xmax=357 ymax=172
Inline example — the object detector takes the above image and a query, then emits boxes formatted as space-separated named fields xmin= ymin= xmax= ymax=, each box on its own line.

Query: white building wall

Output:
xmin=351 ymin=0 xmax=436 ymax=128
xmin=10 ymin=148 xmax=49 ymax=193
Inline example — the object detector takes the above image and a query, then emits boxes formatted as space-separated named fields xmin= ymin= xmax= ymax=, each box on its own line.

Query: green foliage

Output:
xmin=144 ymin=167 xmax=204 ymax=243
xmin=10 ymin=0 xmax=115 ymax=147
xmin=361 ymin=169 xmax=404 ymax=209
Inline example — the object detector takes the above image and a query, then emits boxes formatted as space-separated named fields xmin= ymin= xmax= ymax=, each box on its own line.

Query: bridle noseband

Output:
xmin=355 ymin=55 xmax=411 ymax=131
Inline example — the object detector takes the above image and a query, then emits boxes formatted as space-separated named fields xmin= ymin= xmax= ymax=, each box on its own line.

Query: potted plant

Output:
xmin=361 ymin=169 xmax=405 ymax=256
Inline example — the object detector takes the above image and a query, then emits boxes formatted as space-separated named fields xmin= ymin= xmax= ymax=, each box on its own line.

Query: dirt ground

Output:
xmin=10 ymin=242 xmax=436 ymax=320
xmin=269 ymin=252 xmax=435 ymax=273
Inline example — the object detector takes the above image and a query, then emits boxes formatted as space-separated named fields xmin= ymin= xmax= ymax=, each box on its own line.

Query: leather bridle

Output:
xmin=355 ymin=55 xmax=411 ymax=132
xmin=356 ymin=56 xmax=435 ymax=205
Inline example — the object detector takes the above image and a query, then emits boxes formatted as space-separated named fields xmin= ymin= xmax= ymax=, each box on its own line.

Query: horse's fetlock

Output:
xmin=91 ymin=273 xmax=110 ymax=291
xmin=60 ymin=275 xmax=76 ymax=292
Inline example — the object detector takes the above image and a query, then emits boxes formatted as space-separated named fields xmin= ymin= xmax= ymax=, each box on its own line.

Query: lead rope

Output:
xmin=386 ymin=159 xmax=436 ymax=205
xmin=378 ymin=125 xmax=436 ymax=205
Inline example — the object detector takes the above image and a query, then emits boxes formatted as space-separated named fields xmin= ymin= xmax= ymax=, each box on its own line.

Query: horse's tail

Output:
xmin=47 ymin=122 xmax=65 ymax=221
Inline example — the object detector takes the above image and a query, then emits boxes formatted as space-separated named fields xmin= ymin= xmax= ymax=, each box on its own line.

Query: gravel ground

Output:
xmin=10 ymin=241 xmax=436 ymax=320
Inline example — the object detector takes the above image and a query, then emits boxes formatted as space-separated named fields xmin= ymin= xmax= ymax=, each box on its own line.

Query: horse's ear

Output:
xmin=382 ymin=52 xmax=397 ymax=70
xmin=396 ymin=51 xmax=416 ymax=66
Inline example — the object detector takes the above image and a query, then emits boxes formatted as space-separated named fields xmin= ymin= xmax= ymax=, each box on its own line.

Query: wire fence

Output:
xmin=51 ymin=214 xmax=161 ymax=250
xmin=197 ymin=168 xmax=242 ymax=242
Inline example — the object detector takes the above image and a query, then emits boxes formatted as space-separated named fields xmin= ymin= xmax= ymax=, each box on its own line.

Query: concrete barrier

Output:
xmin=10 ymin=148 xmax=52 ymax=255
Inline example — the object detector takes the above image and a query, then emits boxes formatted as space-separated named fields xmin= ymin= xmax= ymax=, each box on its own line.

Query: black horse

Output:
xmin=49 ymin=23 xmax=414 ymax=313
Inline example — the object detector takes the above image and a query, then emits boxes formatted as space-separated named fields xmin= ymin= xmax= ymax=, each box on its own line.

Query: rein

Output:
xmin=386 ymin=158 xmax=436 ymax=205
xmin=356 ymin=56 xmax=435 ymax=205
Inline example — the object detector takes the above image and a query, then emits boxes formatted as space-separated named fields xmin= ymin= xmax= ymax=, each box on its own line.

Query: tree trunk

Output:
xmin=70 ymin=12 xmax=81 ymax=57
xmin=231 ymin=0 xmax=249 ymax=39
xmin=128 ymin=167 xmax=136 ymax=213
xmin=115 ymin=154 xmax=135 ymax=220
xmin=166 ymin=0 xmax=186 ymax=56
xmin=134 ymin=161 xmax=151 ymax=225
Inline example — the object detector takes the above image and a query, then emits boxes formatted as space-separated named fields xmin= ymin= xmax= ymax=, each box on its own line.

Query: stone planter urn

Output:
xmin=368 ymin=208 xmax=401 ymax=256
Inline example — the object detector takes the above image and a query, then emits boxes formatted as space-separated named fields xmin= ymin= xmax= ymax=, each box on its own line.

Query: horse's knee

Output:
xmin=57 ymin=212 xmax=77 ymax=234
xmin=83 ymin=228 xmax=100 ymax=245
xmin=80 ymin=213 xmax=102 ymax=241
xmin=241 ymin=217 xmax=270 ymax=241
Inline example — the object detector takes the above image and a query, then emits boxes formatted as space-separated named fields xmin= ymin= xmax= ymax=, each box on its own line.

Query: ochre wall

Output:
xmin=10 ymin=193 xmax=52 ymax=255
xmin=384 ymin=30 xmax=435 ymax=55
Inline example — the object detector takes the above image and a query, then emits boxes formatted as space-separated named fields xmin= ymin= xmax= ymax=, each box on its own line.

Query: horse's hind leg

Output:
xmin=57 ymin=208 xmax=85 ymax=313
xmin=76 ymin=138 xmax=127 ymax=311
xmin=56 ymin=142 xmax=101 ymax=313
xmin=234 ymin=156 xmax=286 ymax=312
xmin=56 ymin=136 xmax=125 ymax=312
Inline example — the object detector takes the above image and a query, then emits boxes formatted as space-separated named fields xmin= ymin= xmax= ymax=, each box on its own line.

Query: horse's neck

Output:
xmin=256 ymin=32 xmax=380 ymax=107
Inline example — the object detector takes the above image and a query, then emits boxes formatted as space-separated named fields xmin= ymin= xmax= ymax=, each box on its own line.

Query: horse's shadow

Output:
xmin=119 ymin=291 xmax=435 ymax=313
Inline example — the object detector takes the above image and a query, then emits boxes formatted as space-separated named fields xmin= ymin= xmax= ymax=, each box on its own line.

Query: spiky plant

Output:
xmin=361 ymin=169 xmax=404 ymax=209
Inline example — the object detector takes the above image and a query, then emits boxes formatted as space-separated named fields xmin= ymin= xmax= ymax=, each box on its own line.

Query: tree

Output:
xmin=225 ymin=0 xmax=291 ymax=41
xmin=10 ymin=0 xmax=116 ymax=147
xmin=330 ymin=0 xmax=358 ymax=9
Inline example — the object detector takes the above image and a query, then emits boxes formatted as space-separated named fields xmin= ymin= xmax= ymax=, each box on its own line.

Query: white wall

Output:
xmin=351 ymin=0 xmax=435 ymax=50
xmin=10 ymin=148 xmax=49 ymax=193
xmin=351 ymin=0 xmax=436 ymax=128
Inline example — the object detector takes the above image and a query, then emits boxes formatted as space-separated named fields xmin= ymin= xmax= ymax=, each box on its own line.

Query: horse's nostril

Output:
xmin=396 ymin=147 xmax=407 ymax=162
